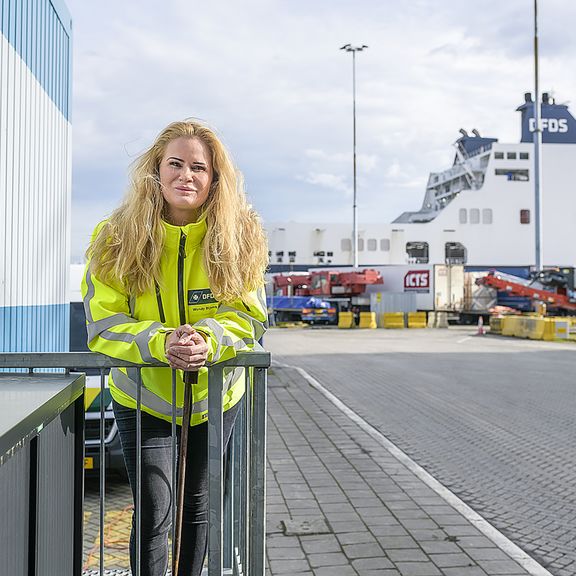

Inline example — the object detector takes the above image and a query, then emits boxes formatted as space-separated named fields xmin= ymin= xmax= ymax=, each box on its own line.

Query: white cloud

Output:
xmin=301 ymin=173 xmax=350 ymax=195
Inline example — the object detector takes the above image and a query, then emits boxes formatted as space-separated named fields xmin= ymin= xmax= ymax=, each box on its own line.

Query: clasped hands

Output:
xmin=165 ymin=324 xmax=209 ymax=371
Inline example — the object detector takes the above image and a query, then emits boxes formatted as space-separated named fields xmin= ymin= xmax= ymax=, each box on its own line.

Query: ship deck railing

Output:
xmin=0 ymin=350 xmax=270 ymax=576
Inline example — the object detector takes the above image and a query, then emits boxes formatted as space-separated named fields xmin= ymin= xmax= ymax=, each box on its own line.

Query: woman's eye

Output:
xmin=169 ymin=161 xmax=182 ymax=168
xmin=192 ymin=165 xmax=206 ymax=172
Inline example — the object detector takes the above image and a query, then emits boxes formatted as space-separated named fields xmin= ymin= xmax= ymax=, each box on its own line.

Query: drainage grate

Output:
xmin=281 ymin=516 xmax=331 ymax=536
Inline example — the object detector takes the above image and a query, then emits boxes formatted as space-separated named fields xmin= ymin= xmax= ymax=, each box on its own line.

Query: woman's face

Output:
xmin=159 ymin=136 xmax=214 ymax=225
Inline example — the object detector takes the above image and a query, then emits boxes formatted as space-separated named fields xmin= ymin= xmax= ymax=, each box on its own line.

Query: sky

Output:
xmin=67 ymin=0 xmax=576 ymax=262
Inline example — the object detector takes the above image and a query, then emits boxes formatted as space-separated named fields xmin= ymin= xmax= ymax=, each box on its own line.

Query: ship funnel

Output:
xmin=542 ymin=92 xmax=550 ymax=104
xmin=459 ymin=128 xmax=469 ymax=138
xmin=472 ymin=129 xmax=481 ymax=137
xmin=524 ymin=92 xmax=533 ymax=103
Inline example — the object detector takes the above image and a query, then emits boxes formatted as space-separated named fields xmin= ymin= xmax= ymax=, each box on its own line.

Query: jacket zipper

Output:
xmin=155 ymin=281 xmax=166 ymax=323
xmin=178 ymin=231 xmax=187 ymax=325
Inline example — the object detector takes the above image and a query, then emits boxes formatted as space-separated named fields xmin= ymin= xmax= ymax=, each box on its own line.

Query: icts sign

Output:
xmin=404 ymin=270 xmax=430 ymax=292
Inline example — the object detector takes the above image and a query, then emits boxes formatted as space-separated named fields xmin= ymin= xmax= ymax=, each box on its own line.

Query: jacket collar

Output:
xmin=162 ymin=218 xmax=207 ymax=249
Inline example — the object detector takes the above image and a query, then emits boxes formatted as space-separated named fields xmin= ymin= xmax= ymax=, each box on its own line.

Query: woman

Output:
xmin=82 ymin=120 xmax=268 ymax=576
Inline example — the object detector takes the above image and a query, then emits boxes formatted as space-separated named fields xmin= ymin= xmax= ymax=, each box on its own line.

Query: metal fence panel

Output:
xmin=0 ymin=444 xmax=29 ymax=575
xmin=36 ymin=404 xmax=77 ymax=575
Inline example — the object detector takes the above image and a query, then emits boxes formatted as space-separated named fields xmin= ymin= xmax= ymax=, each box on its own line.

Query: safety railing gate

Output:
xmin=0 ymin=351 xmax=270 ymax=576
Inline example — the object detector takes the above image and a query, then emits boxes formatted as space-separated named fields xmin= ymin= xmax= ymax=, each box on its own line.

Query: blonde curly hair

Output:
xmin=87 ymin=120 xmax=268 ymax=301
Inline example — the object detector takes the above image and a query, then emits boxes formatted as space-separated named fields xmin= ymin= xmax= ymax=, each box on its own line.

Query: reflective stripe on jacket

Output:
xmin=81 ymin=218 xmax=268 ymax=426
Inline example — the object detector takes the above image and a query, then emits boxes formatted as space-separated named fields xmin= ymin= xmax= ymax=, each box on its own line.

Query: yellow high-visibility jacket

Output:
xmin=81 ymin=218 xmax=267 ymax=427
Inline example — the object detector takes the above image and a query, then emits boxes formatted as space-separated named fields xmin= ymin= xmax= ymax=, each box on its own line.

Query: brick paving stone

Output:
xmin=387 ymin=549 xmax=430 ymax=562
xmin=364 ymin=515 xmax=403 ymax=527
xmin=267 ymin=534 xmax=302 ymax=548
xmin=441 ymin=568 xmax=489 ymax=576
xmin=269 ymin=558 xmax=311 ymax=574
xmin=352 ymin=557 xmax=395 ymax=570
xmin=342 ymin=542 xmax=386 ymax=559
xmin=329 ymin=520 xmax=369 ymax=533
xmin=466 ymin=548 xmax=514 ymax=561
xmin=377 ymin=536 xmax=420 ymax=550
xmin=420 ymin=541 xmax=462 ymax=554
xmin=300 ymin=535 xmax=341 ymax=554
xmin=308 ymin=552 xmax=350 ymax=567
xmin=267 ymin=546 xmax=306 ymax=561
xmin=370 ymin=524 xmax=410 ymax=537
xmin=393 ymin=562 xmax=442 ymax=576
xmin=337 ymin=532 xmax=378 ymax=546
xmin=477 ymin=560 xmax=534 ymax=574
xmin=457 ymin=536 xmax=501 ymax=549
xmin=404 ymin=529 xmax=447 ymax=541
xmin=443 ymin=524 xmax=484 ymax=537
xmin=429 ymin=552 xmax=476 ymax=568
xmin=313 ymin=566 xmax=358 ymax=576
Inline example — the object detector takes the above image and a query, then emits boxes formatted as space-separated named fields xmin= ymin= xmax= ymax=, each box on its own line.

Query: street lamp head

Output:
xmin=339 ymin=44 xmax=369 ymax=52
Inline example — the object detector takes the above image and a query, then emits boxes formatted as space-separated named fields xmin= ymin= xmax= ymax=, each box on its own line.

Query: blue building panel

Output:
xmin=0 ymin=0 xmax=72 ymax=354
xmin=0 ymin=0 xmax=71 ymax=120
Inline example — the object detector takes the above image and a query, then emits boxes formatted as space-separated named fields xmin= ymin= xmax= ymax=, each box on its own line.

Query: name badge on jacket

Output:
xmin=188 ymin=289 xmax=217 ymax=306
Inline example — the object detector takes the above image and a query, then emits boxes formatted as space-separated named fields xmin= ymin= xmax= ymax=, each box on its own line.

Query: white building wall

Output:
xmin=0 ymin=0 xmax=72 ymax=352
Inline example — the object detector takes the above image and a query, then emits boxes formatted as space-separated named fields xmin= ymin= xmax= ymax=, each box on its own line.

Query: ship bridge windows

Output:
xmin=381 ymin=239 xmax=390 ymax=251
xmin=520 ymin=152 xmax=529 ymax=160
xmin=495 ymin=168 xmax=529 ymax=181
xmin=507 ymin=152 xmax=517 ymax=160
xmin=341 ymin=238 xmax=352 ymax=252
xmin=445 ymin=242 xmax=467 ymax=264
xmin=367 ymin=239 xmax=377 ymax=251
xmin=459 ymin=208 xmax=493 ymax=224
xmin=494 ymin=151 xmax=504 ymax=159
xmin=406 ymin=242 xmax=429 ymax=264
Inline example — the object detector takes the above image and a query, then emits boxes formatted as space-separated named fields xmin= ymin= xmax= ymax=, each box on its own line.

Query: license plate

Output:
xmin=84 ymin=457 xmax=94 ymax=470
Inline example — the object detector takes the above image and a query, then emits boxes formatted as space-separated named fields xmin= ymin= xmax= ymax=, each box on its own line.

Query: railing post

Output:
xmin=99 ymin=369 xmax=106 ymax=576
xmin=249 ymin=367 xmax=267 ymax=576
xmin=171 ymin=369 xmax=178 ymax=567
xmin=135 ymin=368 xmax=142 ymax=576
xmin=208 ymin=365 xmax=224 ymax=575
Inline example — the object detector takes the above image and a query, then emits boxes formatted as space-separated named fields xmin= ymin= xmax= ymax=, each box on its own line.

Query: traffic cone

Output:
xmin=476 ymin=316 xmax=485 ymax=336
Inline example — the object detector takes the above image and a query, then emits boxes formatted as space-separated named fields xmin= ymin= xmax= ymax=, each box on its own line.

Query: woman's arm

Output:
xmin=82 ymin=265 xmax=173 ymax=365
xmin=193 ymin=287 xmax=268 ymax=364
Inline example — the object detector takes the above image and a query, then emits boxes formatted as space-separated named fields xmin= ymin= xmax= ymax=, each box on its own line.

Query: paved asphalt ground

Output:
xmin=265 ymin=327 xmax=576 ymax=576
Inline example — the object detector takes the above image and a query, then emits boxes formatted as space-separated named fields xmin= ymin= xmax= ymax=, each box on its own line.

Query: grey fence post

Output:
xmin=135 ymin=368 xmax=142 ymax=576
xmin=249 ymin=367 xmax=267 ymax=576
xmin=171 ymin=368 xmax=178 ymax=566
xmin=208 ymin=365 xmax=224 ymax=575
xmin=99 ymin=368 xmax=106 ymax=576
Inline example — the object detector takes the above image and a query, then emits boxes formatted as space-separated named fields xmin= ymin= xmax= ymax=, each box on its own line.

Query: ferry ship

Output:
xmin=266 ymin=93 xmax=576 ymax=273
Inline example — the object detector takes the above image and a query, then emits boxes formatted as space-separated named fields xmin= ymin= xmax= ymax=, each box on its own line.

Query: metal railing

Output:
xmin=0 ymin=351 xmax=270 ymax=576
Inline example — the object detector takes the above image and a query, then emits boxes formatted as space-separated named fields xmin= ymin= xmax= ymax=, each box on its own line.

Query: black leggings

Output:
xmin=113 ymin=399 xmax=239 ymax=576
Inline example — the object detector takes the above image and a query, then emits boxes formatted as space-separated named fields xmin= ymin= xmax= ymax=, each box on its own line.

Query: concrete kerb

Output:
xmin=275 ymin=360 xmax=554 ymax=576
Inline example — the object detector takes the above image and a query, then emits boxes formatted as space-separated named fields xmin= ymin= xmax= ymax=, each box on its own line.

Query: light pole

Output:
xmin=340 ymin=43 xmax=368 ymax=268
xmin=533 ymin=0 xmax=543 ymax=272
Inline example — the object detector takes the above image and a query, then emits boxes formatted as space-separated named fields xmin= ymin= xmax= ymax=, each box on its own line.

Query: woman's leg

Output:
xmin=179 ymin=402 xmax=240 ymax=576
xmin=113 ymin=400 xmax=173 ymax=576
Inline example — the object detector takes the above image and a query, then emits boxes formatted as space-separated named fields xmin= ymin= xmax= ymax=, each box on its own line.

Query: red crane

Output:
xmin=477 ymin=271 xmax=576 ymax=312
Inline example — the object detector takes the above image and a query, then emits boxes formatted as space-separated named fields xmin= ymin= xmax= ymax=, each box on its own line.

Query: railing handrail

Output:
xmin=0 ymin=350 xmax=271 ymax=370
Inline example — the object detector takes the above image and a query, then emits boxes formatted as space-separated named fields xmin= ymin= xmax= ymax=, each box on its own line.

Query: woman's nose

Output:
xmin=179 ymin=167 xmax=193 ymax=181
